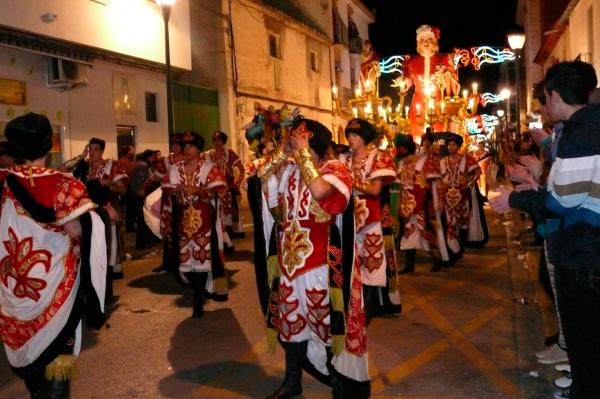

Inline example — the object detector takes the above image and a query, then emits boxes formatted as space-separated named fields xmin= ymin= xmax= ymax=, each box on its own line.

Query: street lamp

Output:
xmin=507 ymin=32 xmax=525 ymax=137
xmin=496 ymin=109 xmax=505 ymax=155
xmin=157 ymin=0 xmax=176 ymax=137
xmin=500 ymin=88 xmax=511 ymax=127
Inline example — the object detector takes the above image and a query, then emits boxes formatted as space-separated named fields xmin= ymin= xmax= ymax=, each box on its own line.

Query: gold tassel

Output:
xmin=330 ymin=287 xmax=344 ymax=312
xmin=266 ymin=327 xmax=278 ymax=355
xmin=28 ymin=165 xmax=36 ymax=187
xmin=383 ymin=235 xmax=395 ymax=251
xmin=332 ymin=335 xmax=344 ymax=356
xmin=212 ymin=276 xmax=228 ymax=294
xmin=45 ymin=355 xmax=77 ymax=381
xmin=267 ymin=256 xmax=280 ymax=286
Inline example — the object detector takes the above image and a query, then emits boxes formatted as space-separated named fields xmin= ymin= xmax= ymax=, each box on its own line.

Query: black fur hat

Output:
xmin=4 ymin=113 xmax=53 ymax=161
xmin=291 ymin=117 xmax=332 ymax=158
xmin=447 ymin=132 xmax=464 ymax=147
xmin=181 ymin=131 xmax=205 ymax=151
xmin=344 ymin=118 xmax=377 ymax=145
xmin=212 ymin=131 xmax=228 ymax=144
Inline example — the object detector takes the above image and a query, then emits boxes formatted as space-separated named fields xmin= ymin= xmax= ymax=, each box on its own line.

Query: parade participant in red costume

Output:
xmin=396 ymin=132 xmax=448 ymax=273
xmin=149 ymin=134 xmax=186 ymax=273
xmin=440 ymin=133 xmax=482 ymax=260
xmin=81 ymin=138 xmax=128 ymax=281
xmin=167 ymin=131 xmax=228 ymax=318
xmin=399 ymin=25 xmax=460 ymax=136
xmin=339 ymin=118 xmax=397 ymax=322
xmin=0 ymin=113 xmax=106 ymax=398
xmin=258 ymin=117 xmax=370 ymax=399
xmin=203 ymin=131 xmax=245 ymax=248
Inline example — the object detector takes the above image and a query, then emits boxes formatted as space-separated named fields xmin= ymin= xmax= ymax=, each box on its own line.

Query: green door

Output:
xmin=173 ymin=83 xmax=219 ymax=145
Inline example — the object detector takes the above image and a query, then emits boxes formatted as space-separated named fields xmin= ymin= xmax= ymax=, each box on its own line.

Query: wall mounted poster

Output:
xmin=0 ymin=78 xmax=26 ymax=106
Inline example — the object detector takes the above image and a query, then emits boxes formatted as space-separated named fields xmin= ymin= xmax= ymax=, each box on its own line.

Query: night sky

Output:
xmin=363 ymin=0 xmax=520 ymax=111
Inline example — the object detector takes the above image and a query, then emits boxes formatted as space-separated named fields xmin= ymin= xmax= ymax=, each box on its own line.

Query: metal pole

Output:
xmin=162 ymin=5 xmax=174 ymax=137
xmin=514 ymin=50 xmax=521 ymax=137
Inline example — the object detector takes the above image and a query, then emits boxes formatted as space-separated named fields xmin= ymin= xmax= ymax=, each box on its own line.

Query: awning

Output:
xmin=0 ymin=26 xmax=94 ymax=65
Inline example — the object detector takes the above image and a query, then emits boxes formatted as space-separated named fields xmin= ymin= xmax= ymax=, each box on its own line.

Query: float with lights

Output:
xmin=332 ymin=29 xmax=520 ymax=153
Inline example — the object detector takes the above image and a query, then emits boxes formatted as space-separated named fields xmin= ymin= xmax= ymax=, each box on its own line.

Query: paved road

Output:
xmin=0 ymin=208 xmax=559 ymax=398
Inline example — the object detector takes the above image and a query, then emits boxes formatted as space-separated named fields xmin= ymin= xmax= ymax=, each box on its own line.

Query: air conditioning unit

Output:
xmin=46 ymin=57 xmax=88 ymax=90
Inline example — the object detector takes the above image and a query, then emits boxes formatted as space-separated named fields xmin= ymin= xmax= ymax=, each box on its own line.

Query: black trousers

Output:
xmin=555 ymin=262 xmax=600 ymax=399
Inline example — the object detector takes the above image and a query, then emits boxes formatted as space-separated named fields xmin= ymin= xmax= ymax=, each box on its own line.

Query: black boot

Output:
xmin=430 ymin=260 xmax=442 ymax=272
xmin=191 ymin=272 xmax=208 ymax=318
xmin=48 ymin=379 xmax=70 ymax=399
xmin=24 ymin=369 xmax=49 ymax=399
xmin=105 ymin=265 xmax=114 ymax=305
xmin=399 ymin=249 xmax=416 ymax=274
xmin=153 ymin=239 xmax=172 ymax=273
xmin=265 ymin=341 xmax=306 ymax=399
xmin=362 ymin=285 xmax=378 ymax=326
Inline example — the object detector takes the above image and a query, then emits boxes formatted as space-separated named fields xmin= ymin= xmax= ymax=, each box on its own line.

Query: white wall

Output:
xmin=0 ymin=0 xmax=191 ymax=70
xmin=569 ymin=0 xmax=600 ymax=73
xmin=0 ymin=46 xmax=170 ymax=160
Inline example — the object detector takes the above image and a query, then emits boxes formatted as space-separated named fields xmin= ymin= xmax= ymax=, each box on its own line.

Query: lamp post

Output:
xmin=157 ymin=0 xmax=176 ymax=137
xmin=500 ymin=88 xmax=511 ymax=121
xmin=496 ymin=108 xmax=505 ymax=155
xmin=508 ymin=32 xmax=526 ymax=137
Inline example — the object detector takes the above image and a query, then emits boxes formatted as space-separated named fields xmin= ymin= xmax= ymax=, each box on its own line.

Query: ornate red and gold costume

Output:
xmin=86 ymin=157 xmax=128 ymax=275
xmin=397 ymin=153 xmax=441 ymax=251
xmin=340 ymin=148 xmax=396 ymax=287
xmin=260 ymin=154 xmax=370 ymax=383
xmin=167 ymin=159 xmax=228 ymax=294
xmin=0 ymin=166 xmax=106 ymax=370
xmin=202 ymin=148 xmax=242 ymax=228
xmin=440 ymin=153 xmax=480 ymax=253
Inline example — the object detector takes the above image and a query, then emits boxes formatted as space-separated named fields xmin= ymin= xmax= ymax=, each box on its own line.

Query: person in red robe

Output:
xmin=0 ymin=113 xmax=106 ymax=398
xmin=399 ymin=25 xmax=460 ymax=136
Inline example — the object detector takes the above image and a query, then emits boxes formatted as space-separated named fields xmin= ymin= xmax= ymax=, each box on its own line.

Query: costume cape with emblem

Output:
xmin=251 ymin=156 xmax=371 ymax=397
xmin=0 ymin=166 xmax=106 ymax=379
xmin=166 ymin=159 xmax=229 ymax=298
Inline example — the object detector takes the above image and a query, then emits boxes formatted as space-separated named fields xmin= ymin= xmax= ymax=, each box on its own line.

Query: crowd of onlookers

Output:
xmin=490 ymin=60 xmax=600 ymax=399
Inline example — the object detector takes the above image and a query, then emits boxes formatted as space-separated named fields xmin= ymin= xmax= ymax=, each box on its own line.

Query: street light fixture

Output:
xmin=496 ymin=109 xmax=505 ymax=155
xmin=507 ymin=32 xmax=525 ymax=137
xmin=500 ymin=88 xmax=511 ymax=127
xmin=156 ymin=0 xmax=176 ymax=137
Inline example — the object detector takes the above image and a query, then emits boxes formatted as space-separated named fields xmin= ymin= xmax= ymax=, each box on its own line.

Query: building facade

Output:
xmin=522 ymin=0 xmax=599 ymax=115
xmin=0 ymin=0 xmax=374 ymax=166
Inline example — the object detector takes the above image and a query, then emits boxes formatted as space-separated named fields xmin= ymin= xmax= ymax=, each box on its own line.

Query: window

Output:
xmin=116 ymin=125 xmax=136 ymax=156
xmin=310 ymin=50 xmax=319 ymax=72
xmin=145 ymin=92 xmax=157 ymax=122
xmin=268 ymin=33 xmax=281 ymax=59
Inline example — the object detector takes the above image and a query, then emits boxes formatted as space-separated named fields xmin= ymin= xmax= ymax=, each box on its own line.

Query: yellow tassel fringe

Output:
xmin=212 ymin=276 xmax=228 ymax=294
xmin=332 ymin=335 xmax=344 ymax=356
xmin=267 ymin=256 xmax=280 ymax=286
xmin=330 ymin=287 xmax=344 ymax=312
xmin=45 ymin=355 xmax=77 ymax=381
xmin=266 ymin=328 xmax=278 ymax=355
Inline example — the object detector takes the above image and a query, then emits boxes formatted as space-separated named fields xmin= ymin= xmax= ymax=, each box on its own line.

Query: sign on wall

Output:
xmin=0 ymin=78 xmax=26 ymax=106
xmin=113 ymin=72 xmax=137 ymax=119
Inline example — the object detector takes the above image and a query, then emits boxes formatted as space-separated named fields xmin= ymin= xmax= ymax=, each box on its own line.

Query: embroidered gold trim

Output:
xmin=309 ymin=199 xmax=331 ymax=223
xmin=293 ymin=148 xmax=320 ymax=185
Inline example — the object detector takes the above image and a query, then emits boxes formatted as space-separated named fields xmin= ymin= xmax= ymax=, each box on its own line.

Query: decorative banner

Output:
xmin=480 ymin=92 xmax=504 ymax=106
xmin=380 ymin=46 xmax=515 ymax=75
xmin=379 ymin=55 xmax=405 ymax=74
xmin=454 ymin=46 xmax=515 ymax=70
